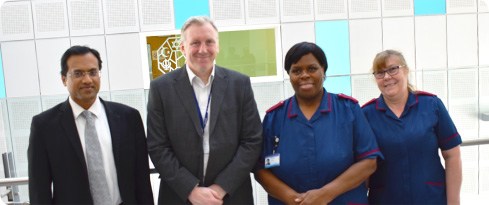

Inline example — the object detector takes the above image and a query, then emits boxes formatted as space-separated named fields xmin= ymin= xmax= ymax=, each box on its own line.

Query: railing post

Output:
xmin=2 ymin=152 xmax=20 ymax=203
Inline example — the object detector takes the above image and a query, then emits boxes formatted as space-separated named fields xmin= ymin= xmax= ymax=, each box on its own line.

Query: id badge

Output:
xmin=264 ymin=153 xmax=280 ymax=169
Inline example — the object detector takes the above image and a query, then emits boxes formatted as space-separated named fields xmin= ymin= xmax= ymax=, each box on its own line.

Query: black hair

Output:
xmin=60 ymin=45 xmax=102 ymax=76
xmin=284 ymin=42 xmax=328 ymax=74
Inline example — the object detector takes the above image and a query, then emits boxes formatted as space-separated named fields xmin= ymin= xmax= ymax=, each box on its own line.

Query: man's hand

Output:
xmin=188 ymin=187 xmax=223 ymax=205
xmin=209 ymin=184 xmax=227 ymax=199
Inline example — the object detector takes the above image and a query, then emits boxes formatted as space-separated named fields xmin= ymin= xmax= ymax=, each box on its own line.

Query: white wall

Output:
xmin=1 ymin=0 xmax=488 ymax=204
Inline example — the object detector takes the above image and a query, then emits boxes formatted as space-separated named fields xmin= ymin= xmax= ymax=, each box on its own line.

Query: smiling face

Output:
xmin=375 ymin=55 xmax=409 ymax=99
xmin=62 ymin=53 xmax=101 ymax=109
xmin=289 ymin=53 xmax=325 ymax=102
xmin=180 ymin=22 xmax=219 ymax=75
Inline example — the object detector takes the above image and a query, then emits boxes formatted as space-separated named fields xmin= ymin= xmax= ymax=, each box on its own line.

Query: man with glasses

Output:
xmin=28 ymin=45 xmax=154 ymax=204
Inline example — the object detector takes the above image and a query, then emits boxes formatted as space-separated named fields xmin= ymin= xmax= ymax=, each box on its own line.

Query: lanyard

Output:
xmin=193 ymin=89 xmax=212 ymax=132
xmin=272 ymin=136 xmax=279 ymax=154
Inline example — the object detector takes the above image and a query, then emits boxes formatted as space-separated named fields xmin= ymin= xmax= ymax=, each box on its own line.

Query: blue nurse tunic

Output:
xmin=260 ymin=90 xmax=383 ymax=205
xmin=362 ymin=91 xmax=462 ymax=204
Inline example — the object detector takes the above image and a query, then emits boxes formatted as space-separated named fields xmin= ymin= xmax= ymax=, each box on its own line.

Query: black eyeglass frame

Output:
xmin=372 ymin=65 xmax=405 ymax=79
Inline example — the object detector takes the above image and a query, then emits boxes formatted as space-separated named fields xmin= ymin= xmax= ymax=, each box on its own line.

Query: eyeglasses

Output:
xmin=67 ymin=70 xmax=100 ymax=79
xmin=373 ymin=65 xmax=404 ymax=79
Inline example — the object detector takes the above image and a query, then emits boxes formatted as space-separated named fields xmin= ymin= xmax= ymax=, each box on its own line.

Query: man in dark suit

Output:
xmin=28 ymin=46 xmax=154 ymax=204
xmin=147 ymin=16 xmax=262 ymax=205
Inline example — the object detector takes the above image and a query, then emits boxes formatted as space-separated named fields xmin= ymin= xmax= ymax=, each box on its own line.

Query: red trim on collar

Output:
xmin=320 ymin=93 xmax=332 ymax=113
xmin=338 ymin=93 xmax=358 ymax=104
xmin=361 ymin=98 xmax=376 ymax=108
xmin=376 ymin=99 xmax=386 ymax=111
xmin=408 ymin=94 xmax=419 ymax=108
xmin=266 ymin=100 xmax=284 ymax=113
xmin=287 ymin=99 xmax=298 ymax=118
xmin=415 ymin=90 xmax=436 ymax=96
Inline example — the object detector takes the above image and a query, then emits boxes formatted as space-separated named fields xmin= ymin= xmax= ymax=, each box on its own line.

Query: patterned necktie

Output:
xmin=81 ymin=110 xmax=111 ymax=205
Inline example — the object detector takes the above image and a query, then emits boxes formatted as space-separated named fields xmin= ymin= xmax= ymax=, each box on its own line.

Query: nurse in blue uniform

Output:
xmin=255 ymin=42 xmax=383 ymax=205
xmin=362 ymin=50 xmax=462 ymax=205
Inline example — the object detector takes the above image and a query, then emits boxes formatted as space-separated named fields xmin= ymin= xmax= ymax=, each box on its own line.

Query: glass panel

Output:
xmin=146 ymin=34 xmax=185 ymax=80
xmin=315 ymin=20 xmax=351 ymax=76
xmin=173 ymin=1 xmax=210 ymax=29
xmin=414 ymin=0 xmax=446 ymax=15
xmin=324 ymin=75 xmax=351 ymax=96
xmin=216 ymin=28 xmax=277 ymax=77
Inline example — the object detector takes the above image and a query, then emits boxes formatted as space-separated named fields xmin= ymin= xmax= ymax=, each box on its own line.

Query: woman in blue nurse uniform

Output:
xmin=362 ymin=50 xmax=462 ymax=205
xmin=255 ymin=42 xmax=383 ymax=205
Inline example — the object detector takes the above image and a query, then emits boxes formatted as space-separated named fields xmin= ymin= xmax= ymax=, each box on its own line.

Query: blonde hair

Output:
xmin=180 ymin=16 xmax=218 ymax=42
xmin=372 ymin=49 xmax=416 ymax=92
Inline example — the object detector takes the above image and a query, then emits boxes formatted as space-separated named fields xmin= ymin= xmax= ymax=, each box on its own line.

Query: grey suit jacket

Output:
xmin=147 ymin=65 xmax=262 ymax=204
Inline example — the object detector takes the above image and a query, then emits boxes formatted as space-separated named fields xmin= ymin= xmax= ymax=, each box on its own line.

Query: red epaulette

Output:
xmin=338 ymin=93 xmax=358 ymax=104
xmin=266 ymin=101 xmax=285 ymax=113
xmin=361 ymin=98 xmax=377 ymax=108
xmin=415 ymin=90 xmax=436 ymax=96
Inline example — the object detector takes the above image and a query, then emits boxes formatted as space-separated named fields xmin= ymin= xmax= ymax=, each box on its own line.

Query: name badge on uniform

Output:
xmin=264 ymin=153 xmax=280 ymax=169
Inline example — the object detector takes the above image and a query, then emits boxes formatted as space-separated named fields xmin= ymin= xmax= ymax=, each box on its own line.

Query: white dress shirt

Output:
xmin=186 ymin=65 xmax=215 ymax=178
xmin=69 ymin=97 xmax=122 ymax=205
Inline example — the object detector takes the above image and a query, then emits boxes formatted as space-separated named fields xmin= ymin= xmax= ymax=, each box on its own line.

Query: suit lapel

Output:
xmin=102 ymin=99 xmax=121 ymax=166
xmin=209 ymin=66 xmax=228 ymax=136
xmin=174 ymin=65 xmax=204 ymax=136
xmin=59 ymin=100 xmax=88 ymax=171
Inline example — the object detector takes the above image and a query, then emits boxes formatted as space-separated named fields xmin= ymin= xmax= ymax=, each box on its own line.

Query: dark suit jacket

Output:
xmin=28 ymin=98 xmax=154 ymax=205
xmin=147 ymin=65 xmax=262 ymax=204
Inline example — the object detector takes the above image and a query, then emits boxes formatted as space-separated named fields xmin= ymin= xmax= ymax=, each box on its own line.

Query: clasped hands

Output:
xmin=287 ymin=188 xmax=333 ymax=205
xmin=188 ymin=184 xmax=226 ymax=205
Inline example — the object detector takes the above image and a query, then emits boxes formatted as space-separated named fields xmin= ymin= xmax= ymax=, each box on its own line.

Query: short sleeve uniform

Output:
xmin=361 ymin=91 xmax=462 ymax=204
xmin=260 ymin=90 xmax=383 ymax=205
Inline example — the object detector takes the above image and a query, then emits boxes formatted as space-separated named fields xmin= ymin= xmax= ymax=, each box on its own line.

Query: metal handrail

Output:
xmin=461 ymin=138 xmax=489 ymax=147
xmin=0 ymin=138 xmax=487 ymax=188
xmin=0 ymin=177 xmax=27 ymax=187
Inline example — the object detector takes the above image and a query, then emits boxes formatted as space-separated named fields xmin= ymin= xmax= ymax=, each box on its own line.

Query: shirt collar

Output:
xmin=287 ymin=88 xmax=331 ymax=118
xmin=186 ymin=65 xmax=215 ymax=86
xmin=319 ymin=89 xmax=332 ymax=113
xmin=406 ymin=92 xmax=419 ymax=108
xmin=69 ymin=96 xmax=102 ymax=119
xmin=376 ymin=92 xmax=418 ymax=111
xmin=376 ymin=95 xmax=388 ymax=111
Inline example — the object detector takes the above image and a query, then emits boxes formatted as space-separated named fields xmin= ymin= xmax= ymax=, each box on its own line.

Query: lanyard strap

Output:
xmin=272 ymin=136 xmax=279 ymax=154
xmin=193 ymin=89 xmax=212 ymax=132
